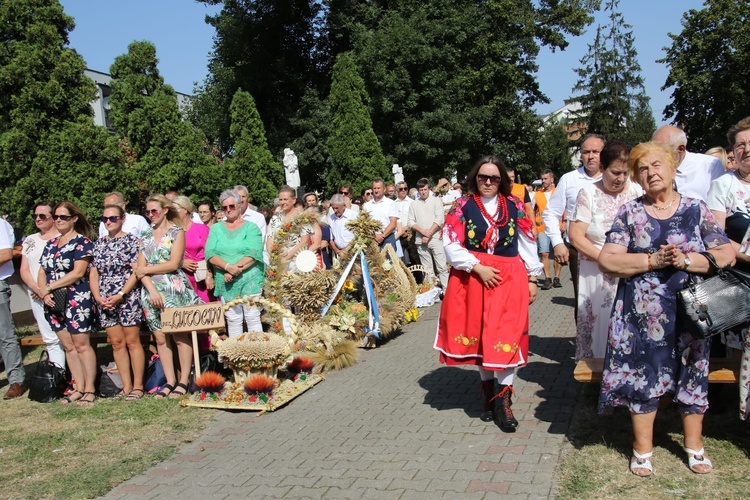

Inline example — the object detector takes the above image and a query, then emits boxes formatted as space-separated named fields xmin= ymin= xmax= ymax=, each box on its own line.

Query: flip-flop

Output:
xmin=125 ymin=389 xmax=145 ymax=401
xmin=76 ymin=392 xmax=97 ymax=407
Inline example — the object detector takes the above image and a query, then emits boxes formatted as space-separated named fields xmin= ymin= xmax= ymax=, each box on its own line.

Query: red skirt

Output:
xmin=434 ymin=252 xmax=529 ymax=370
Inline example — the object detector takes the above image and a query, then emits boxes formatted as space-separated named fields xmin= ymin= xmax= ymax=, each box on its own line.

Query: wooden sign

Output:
xmin=160 ymin=303 xmax=225 ymax=334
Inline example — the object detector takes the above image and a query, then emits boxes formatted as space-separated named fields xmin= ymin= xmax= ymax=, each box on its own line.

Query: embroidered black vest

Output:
xmin=462 ymin=197 xmax=519 ymax=257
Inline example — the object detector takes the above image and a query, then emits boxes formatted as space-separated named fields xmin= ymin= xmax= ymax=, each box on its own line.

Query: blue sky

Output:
xmin=61 ymin=0 xmax=706 ymax=125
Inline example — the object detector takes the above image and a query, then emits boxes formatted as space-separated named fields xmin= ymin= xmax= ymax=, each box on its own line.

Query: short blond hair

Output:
xmin=628 ymin=142 xmax=677 ymax=183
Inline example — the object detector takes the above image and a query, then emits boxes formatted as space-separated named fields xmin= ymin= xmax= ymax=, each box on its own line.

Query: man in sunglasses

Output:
xmin=97 ymin=191 xmax=150 ymax=239
xmin=363 ymin=179 xmax=398 ymax=251
xmin=0 ymin=217 xmax=27 ymax=399
xmin=337 ymin=183 xmax=359 ymax=213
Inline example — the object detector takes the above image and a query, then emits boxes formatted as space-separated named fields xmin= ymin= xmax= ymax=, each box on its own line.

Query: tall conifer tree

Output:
xmin=327 ymin=53 xmax=388 ymax=195
xmin=571 ymin=0 xmax=654 ymax=143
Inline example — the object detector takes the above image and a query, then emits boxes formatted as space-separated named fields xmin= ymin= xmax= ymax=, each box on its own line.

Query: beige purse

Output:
xmin=195 ymin=260 xmax=208 ymax=282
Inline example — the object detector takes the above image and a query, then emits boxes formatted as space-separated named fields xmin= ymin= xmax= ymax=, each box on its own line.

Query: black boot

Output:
xmin=496 ymin=385 xmax=518 ymax=431
xmin=480 ymin=380 xmax=495 ymax=422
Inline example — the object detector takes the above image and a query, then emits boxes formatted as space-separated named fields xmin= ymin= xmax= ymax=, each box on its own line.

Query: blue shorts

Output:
xmin=537 ymin=231 xmax=552 ymax=254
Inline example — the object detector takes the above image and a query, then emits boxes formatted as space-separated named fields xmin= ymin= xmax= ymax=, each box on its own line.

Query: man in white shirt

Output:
xmin=0 ymin=219 xmax=26 ymax=399
xmin=233 ymin=185 xmax=266 ymax=240
xmin=363 ymin=179 xmax=398 ymax=251
xmin=394 ymin=181 xmax=420 ymax=266
xmin=97 ymin=191 xmax=151 ymax=238
xmin=543 ymin=133 xmax=605 ymax=308
xmin=652 ymin=125 xmax=724 ymax=202
xmin=408 ymin=178 xmax=449 ymax=288
xmin=329 ymin=194 xmax=356 ymax=255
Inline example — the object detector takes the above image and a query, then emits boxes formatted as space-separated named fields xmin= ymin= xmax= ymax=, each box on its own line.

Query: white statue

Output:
xmin=392 ymin=164 xmax=404 ymax=185
xmin=450 ymin=170 xmax=457 ymax=186
xmin=283 ymin=148 xmax=300 ymax=189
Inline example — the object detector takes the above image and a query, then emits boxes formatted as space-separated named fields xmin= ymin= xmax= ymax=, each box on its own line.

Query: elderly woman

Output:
xmin=434 ymin=156 xmax=541 ymax=431
xmin=20 ymin=201 xmax=63 ymax=368
xmin=569 ymin=140 xmax=642 ymax=360
xmin=136 ymin=194 xmax=203 ymax=399
xmin=598 ymin=142 xmax=735 ymax=476
xmin=172 ymin=196 xmax=214 ymax=303
xmin=266 ymin=185 xmax=312 ymax=272
xmin=707 ymin=117 xmax=750 ymax=422
xmin=90 ymin=204 xmax=144 ymax=400
xmin=38 ymin=201 xmax=96 ymax=405
xmin=205 ymin=190 xmax=265 ymax=337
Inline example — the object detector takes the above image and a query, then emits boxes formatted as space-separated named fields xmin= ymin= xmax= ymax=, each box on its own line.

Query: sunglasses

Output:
xmin=52 ymin=214 xmax=74 ymax=221
xmin=365 ymin=192 xmax=373 ymax=196
xmin=31 ymin=214 xmax=50 ymax=221
xmin=100 ymin=216 xmax=122 ymax=223
xmin=398 ymin=187 xmax=407 ymax=192
xmin=354 ymin=201 xmax=362 ymax=205
xmin=339 ymin=190 xmax=350 ymax=195
xmin=145 ymin=208 xmax=161 ymax=217
xmin=221 ymin=204 xmax=237 ymax=211
xmin=477 ymin=174 xmax=502 ymax=186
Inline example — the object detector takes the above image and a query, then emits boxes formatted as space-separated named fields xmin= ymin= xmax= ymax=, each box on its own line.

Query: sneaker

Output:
xmin=552 ymin=278 xmax=562 ymax=288
xmin=540 ymin=278 xmax=552 ymax=290
xmin=4 ymin=383 xmax=28 ymax=400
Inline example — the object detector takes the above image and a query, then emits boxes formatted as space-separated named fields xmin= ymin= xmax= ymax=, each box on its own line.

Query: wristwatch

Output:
xmin=117 ymin=291 xmax=125 ymax=297
xmin=683 ymin=255 xmax=692 ymax=270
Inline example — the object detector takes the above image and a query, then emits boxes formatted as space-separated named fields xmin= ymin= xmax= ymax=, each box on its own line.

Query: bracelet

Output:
xmin=528 ymin=277 xmax=538 ymax=283
xmin=529 ymin=280 xmax=538 ymax=285
xmin=647 ymin=252 xmax=654 ymax=272
xmin=224 ymin=263 xmax=230 ymax=271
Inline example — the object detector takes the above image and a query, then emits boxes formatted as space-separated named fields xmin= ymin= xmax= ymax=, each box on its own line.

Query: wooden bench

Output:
xmin=574 ymin=356 xmax=741 ymax=384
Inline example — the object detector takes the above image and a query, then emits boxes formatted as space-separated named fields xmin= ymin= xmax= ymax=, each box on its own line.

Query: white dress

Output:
xmin=572 ymin=180 xmax=642 ymax=359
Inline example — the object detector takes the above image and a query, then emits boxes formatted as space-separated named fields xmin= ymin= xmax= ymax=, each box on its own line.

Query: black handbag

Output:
xmin=50 ymin=287 xmax=67 ymax=314
xmin=28 ymin=351 xmax=67 ymax=403
xmin=677 ymin=251 xmax=750 ymax=339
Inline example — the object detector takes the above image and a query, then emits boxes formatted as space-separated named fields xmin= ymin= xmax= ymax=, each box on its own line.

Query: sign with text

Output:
xmin=160 ymin=303 xmax=225 ymax=334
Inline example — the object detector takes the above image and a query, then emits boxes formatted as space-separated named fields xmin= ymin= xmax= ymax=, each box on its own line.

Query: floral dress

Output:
xmin=92 ymin=233 xmax=142 ymax=328
xmin=598 ymin=197 xmax=730 ymax=415
xmin=140 ymin=225 xmax=202 ymax=332
xmin=572 ymin=181 xmax=642 ymax=360
xmin=40 ymin=235 xmax=95 ymax=333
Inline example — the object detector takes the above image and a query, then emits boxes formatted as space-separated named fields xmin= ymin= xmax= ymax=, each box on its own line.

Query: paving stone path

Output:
xmin=107 ymin=267 xmax=578 ymax=499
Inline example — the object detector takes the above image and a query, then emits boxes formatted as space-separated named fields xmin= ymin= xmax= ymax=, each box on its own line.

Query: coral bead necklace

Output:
xmin=473 ymin=193 xmax=509 ymax=249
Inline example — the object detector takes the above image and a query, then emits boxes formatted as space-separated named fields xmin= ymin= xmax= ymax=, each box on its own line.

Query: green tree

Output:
xmin=223 ymin=89 xmax=284 ymax=207
xmin=327 ymin=53 xmax=388 ymax=195
xmin=0 ymin=0 xmax=125 ymax=231
xmin=327 ymin=0 xmax=599 ymax=180
xmin=109 ymin=41 xmax=219 ymax=204
xmin=195 ymin=0 xmax=326 ymax=157
xmin=660 ymin=0 xmax=750 ymax=151
xmin=537 ymin=121 xmax=574 ymax=181
xmin=572 ymin=0 xmax=654 ymax=142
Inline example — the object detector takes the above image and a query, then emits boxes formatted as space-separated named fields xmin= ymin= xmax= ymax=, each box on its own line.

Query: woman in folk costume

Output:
xmin=434 ymin=156 xmax=542 ymax=431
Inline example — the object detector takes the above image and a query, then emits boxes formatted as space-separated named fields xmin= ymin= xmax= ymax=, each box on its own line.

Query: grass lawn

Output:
xmin=558 ymin=383 xmax=750 ymax=498
xmin=0 ymin=337 xmax=215 ymax=499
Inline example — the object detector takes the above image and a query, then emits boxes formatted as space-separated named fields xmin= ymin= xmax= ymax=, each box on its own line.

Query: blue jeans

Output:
xmin=379 ymin=233 xmax=397 ymax=252
xmin=0 ymin=280 xmax=25 ymax=385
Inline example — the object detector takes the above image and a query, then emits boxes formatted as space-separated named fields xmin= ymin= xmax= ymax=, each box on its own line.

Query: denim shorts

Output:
xmin=537 ymin=231 xmax=552 ymax=254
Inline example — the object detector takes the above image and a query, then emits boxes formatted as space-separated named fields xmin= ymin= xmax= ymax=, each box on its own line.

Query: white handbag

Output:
xmin=194 ymin=260 xmax=208 ymax=282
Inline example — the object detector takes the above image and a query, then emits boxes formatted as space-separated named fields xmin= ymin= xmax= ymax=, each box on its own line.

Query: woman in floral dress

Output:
xmin=266 ymin=185 xmax=312 ymax=273
xmin=91 ymin=204 xmax=144 ymax=401
xmin=569 ymin=140 xmax=642 ymax=360
xmin=598 ymin=142 xmax=735 ymax=476
xmin=37 ymin=201 xmax=96 ymax=405
xmin=434 ymin=156 xmax=541 ymax=431
xmin=136 ymin=194 xmax=202 ymax=398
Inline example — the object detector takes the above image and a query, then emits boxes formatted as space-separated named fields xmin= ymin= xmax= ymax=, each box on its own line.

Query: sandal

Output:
xmin=154 ymin=383 xmax=174 ymax=399
xmin=77 ymin=392 xmax=97 ymax=407
xmin=169 ymin=382 xmax=189 ymax=399
xmin=61 ymin=390 xmax=83 ymax=405
xmin=630 ymin=449 xmax=654 ymax=477
xmin=683 ymin=447 xmax=713 ymax=474
xmin=125 ymin=389 xmax=144 ymax=401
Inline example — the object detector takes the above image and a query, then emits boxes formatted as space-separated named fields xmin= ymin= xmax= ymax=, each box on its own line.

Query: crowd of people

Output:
xmin=2 ymin=116 xmax=749 ymax=477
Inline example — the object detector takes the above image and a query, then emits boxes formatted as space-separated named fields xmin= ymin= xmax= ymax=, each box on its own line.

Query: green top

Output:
xmin=205 ymin=221 xmax=265 ymax=300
